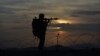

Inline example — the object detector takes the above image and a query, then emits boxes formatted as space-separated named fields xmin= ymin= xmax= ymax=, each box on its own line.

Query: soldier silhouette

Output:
xmin=32 ymin=13 xmax=58 ymax=50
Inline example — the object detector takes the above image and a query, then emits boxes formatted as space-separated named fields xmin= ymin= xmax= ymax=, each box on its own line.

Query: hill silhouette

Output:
xmin=0 ymin=45 xmax=100 ymax=56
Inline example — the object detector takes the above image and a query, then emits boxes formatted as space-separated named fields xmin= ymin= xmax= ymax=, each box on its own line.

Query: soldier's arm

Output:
xmin=45 ymin=18 xmax=58 ymax=23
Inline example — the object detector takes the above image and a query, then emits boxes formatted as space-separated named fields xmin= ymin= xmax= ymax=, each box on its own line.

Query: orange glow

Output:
xmin=55 ymin=19 xmax=71 ymax=24
xmin=58 ymin=31 xmax=65 ymax=34
xmin=55 ymin=31 xmax=66 ymax=36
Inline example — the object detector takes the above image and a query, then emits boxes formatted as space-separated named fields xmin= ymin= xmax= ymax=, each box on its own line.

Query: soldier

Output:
xmin=32 ymin=13 xmax=49 ymax=50
xmin=32 ymin=13 xmax=58 ymax=50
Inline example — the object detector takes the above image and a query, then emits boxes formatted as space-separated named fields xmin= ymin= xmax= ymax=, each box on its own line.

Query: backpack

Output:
xmin=32 ymin=18 xmax=39 ymax=37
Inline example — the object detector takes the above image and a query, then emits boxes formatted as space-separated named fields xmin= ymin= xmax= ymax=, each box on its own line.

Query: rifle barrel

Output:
xmin=44 ymin=18 xmax=58 ymax=20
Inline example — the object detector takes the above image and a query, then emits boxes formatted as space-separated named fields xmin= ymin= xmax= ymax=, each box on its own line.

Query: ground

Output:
xmin=0 ymin=45 xmax=100 ymax=56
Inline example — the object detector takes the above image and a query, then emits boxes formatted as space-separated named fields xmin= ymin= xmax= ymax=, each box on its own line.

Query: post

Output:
xmin=56 ymin=33 xmax=60 ymax=51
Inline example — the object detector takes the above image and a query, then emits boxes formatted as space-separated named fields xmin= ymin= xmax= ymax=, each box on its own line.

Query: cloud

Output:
xmin=0 ymin=0 xmax=100 ymax=24
xmin=71 ymin=10 xmax=100 ymax=16
xmin=0 ymin=6 xmax=14 ymax=14
xmin=69 ymin=10 xmax=100 ymax=24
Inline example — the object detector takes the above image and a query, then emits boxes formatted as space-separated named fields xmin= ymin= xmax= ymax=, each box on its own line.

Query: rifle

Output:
xmin=44 ymin=18 xmax=58 ymax=23
xmin=44 ymin=18 xmax=58 ymax=20
xmin=33 ymin=16 xmax=58 ymax=23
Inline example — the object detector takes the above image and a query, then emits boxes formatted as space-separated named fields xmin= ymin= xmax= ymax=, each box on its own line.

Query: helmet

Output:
xmin=39 ymin=13 xmax=45 ymax=19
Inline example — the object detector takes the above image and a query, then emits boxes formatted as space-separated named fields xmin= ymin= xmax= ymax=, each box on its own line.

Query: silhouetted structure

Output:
xmin=32 ymin=13 xmax=58 ymax=51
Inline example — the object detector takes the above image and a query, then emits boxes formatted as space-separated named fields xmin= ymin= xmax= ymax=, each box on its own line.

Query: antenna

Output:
xmin=56 ymin=32 xmax=60 ymax=51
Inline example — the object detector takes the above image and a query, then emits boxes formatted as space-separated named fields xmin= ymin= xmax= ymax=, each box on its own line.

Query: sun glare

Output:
xmin=56 ymin=19 xmax=71 ymax=24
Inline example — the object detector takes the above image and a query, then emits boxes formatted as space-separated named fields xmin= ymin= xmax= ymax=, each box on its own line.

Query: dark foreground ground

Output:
xmin=0 ymin=45 xmax=100 ymax=56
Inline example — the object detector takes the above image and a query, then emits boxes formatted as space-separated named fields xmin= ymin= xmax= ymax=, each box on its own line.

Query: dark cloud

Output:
xmin=69 ymin=10 xmax=100 ymax=24
xmin=0 ymin=0 xmax=100 ymax=24
xmin=71 ymin=10 xmax=100 ymax=17
xmin=0 ymin=6 xmax=14 ymax=14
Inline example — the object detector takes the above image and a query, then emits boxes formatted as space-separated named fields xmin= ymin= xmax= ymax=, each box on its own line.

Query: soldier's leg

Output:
xmin=38 ymin=35 xmax=45 ymax=50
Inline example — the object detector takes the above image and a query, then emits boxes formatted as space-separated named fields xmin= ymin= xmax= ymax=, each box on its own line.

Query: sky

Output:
xmin=0 ymin=0 xmax=100 ymax=49
xmin=0 ymin=0 xmax=100 ymax=24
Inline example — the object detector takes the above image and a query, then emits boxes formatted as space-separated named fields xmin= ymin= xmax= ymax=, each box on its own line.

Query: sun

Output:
xmin=56 ymin=19 xmax=71 ymax=24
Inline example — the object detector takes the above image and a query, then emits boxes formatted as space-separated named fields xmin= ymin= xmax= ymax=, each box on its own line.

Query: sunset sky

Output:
xmin=0 ymin=0 xmax=100 ymax=49
xmin=0 ymin=0 xmax=100 ymax=24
